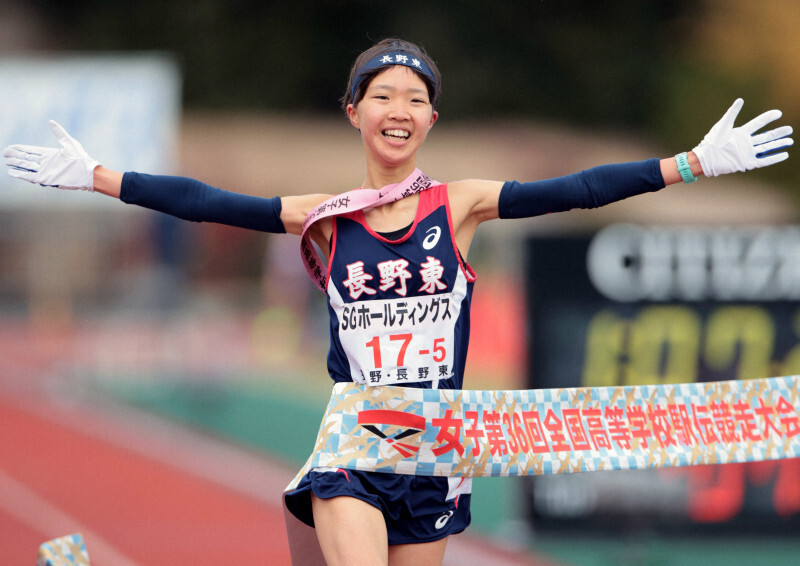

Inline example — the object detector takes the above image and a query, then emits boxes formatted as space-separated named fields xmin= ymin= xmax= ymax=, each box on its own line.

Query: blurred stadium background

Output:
xmin=1 ymin=1 xmax=799 ymax=564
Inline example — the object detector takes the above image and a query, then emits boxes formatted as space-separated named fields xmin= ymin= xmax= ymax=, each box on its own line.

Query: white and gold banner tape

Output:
xmin=289 ymin=376 xmax=800 ymax=485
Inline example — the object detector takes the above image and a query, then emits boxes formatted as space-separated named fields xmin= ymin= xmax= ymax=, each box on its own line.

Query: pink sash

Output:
xmin=300 ymin=168 xmax=439 ymax=292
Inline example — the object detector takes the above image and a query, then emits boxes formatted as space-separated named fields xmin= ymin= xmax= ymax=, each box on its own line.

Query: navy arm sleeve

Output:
xmin=498 ymin=158 xmax=665 ymax=219
xmin=120 ymin=172 xmax=286 ymax=233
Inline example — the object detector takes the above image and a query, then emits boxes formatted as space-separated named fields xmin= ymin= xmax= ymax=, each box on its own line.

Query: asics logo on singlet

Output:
xmin=434 ymin=510 xmax=454 ymax=530
xmin=423 ymin=226 xmax=442 ymax=250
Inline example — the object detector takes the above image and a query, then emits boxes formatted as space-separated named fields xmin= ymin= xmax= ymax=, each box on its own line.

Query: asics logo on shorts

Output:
xmin=423 ymin=226 xmax=441 ymax=250
xmin=434 ymin=510 xmax=454 ymax=530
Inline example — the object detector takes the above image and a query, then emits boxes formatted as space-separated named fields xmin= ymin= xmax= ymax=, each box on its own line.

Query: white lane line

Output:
xmin=0 ymin=468 xmax=140 ymax=566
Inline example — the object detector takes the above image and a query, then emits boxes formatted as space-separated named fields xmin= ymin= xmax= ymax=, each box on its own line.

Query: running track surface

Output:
xmin=0 ymin=385 xmax=560 ymax=566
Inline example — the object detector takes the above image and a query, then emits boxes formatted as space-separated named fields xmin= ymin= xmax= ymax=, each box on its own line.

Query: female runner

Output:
xmin=3 ymin=38 xmax=792 ymax=566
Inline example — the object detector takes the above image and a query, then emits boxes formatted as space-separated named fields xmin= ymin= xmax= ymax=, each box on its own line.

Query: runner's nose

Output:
xmin=388 ymin=102 xmax=411 ymax=120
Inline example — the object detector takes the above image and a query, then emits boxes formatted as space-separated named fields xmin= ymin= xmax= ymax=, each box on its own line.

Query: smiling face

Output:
xmin=346 ymin=65 xmax=439 ymax=178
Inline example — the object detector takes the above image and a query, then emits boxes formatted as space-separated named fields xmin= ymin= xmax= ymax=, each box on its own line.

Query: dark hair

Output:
xmin=341 ymin=38 xmax=441 ymax=112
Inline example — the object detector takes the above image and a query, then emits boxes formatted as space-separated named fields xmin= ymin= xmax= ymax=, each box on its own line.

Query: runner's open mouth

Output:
xmin=383 ymin=129 xmax=410 ymax=141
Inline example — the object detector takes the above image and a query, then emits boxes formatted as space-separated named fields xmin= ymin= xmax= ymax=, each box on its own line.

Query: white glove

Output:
xmin=3 ymin=120 xmax=100 ymax=191
xmin=693 ymin=98 xmax=793 ymax=177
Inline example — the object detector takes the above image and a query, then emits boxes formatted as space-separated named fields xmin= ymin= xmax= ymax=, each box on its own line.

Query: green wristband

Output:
xmin=676 ymin=152 xmax=697 ymax=184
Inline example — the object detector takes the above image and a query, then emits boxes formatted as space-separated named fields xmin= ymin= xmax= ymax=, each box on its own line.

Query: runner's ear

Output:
xmin=346 ymin=104 xmax=360 ymax=131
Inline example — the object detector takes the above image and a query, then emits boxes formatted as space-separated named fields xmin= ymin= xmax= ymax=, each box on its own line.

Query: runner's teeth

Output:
xmin=383 ymin=130 xmax=409 ymax=139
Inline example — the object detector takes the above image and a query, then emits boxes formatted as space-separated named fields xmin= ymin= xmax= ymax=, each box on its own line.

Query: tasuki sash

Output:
xmin=299 ymin=168 xmax=439 ymax=292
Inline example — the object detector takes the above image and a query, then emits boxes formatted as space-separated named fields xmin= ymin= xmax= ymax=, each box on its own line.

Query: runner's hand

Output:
xmin=693 ymin=98 xmax=793 ymax=177
xmin=3 ymin=120 xmax=100 ymax=191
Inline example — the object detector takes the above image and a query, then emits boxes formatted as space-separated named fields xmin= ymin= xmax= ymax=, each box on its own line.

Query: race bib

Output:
xmin=329 ymin=286 xmax=464 ymax=386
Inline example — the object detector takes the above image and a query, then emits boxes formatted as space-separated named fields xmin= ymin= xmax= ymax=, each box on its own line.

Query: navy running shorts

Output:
xmin=284 ymin=468 xmax=472 ymax=545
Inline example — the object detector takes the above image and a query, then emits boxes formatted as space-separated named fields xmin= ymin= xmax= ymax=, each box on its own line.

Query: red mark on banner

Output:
xmin=483 ymin=411 xmax=508 ymax=457
xmin=777 ymin=396 xmax=800 ymax=438
xmin=563 ymin=408 xmax=591 ymax=451
xmin=692 ymin=403 xmax=719 ymax=445
xmin=502 ymin=412 xmax=524 ymax=454
xmin=358 ymin=409 xmax=426 ymax=458
xmin=522 ymin=411 xmax=550 ymax=454
xmin=668 ymin=403 xmax=698 ymax=447
xmin=464 ymin=411 xmax=484 ymax=457
xmin=605 ymin=406 xmax=632 ymax=449
xmin=732 ymin=400 xmax=761 ymax=441
xmin=755 ymin=397 xmax=782 ymax=439
xmin=583 ymin=408 xmax=611 ymax=450
xmin=711 ymin=401 xmax=739 ymax=443
xmin=431 ymin=410 xmax=465 ymax=457
xmin=543 ymin=410 xmax=570 ymax=452
xmin=648 ymin=404 xmax=676 ymax=448
xmin=358 ymin=409 xmax=425 ymax=430
xmin=626 ymin=405 xmax=652 ymax=448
